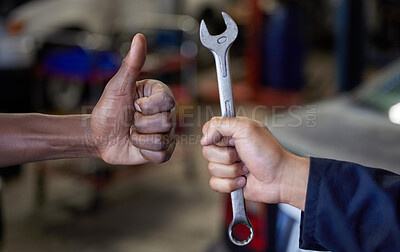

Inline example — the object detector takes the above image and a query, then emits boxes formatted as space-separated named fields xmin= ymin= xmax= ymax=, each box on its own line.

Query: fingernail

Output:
xmin=134 ymin=102 xmax=142 ymax=112
xmin=128 ymin=34 xmax=139 ymax=61
xmin=237 ymin=177 xmax=246 ymax=187
xmin=242 ymin=165 xmax=249 ymax=173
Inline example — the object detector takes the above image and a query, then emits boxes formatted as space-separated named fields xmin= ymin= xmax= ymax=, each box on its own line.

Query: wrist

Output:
xmin=280 ymin=151 xmax=310 ymax=211
xmin=47 ymin=114 xmax=100 ymax=160
xmin=81 ymin=115 xmax=101 ymax=159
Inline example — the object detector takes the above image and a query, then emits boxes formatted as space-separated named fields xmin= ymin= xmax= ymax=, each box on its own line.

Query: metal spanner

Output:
xmin=200 ymin=12 xmax=253 ymax=246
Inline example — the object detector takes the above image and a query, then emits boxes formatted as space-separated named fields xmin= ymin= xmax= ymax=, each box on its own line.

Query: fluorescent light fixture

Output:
xmin=388 ymin=102 xmax=400 ymax=125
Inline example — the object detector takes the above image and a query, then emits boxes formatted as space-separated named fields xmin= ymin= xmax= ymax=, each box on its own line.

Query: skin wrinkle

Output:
xmin=140 ymin=139 xmax=176 ymax=164
xmin=105 ymin=71 xmax=134 ymax=96
xmin=202 ymin=116 xmax=310 ymax=210
xmin=208 ymin=161 xmax=246 ymax=178
xmin=130 ymin=128 xmax=173 ymax=151
xmin=132 ymin=80 xmax=175 ymax=162
xmin=83 ymin=34 xmax=175 ymax=165
xmin=134 ymin=111 xmax=173 ymax=133
xmin=0 ymin=34 xmax=175 ymax=168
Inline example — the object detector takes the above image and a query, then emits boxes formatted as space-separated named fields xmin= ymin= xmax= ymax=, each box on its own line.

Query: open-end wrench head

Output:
xmin=221 ymin=12 xmax=238 ymax=37
xmin=199 ymin=12 xmax=238 ymax=51
xmin=199 ymin=20 xmax=211 ymax=47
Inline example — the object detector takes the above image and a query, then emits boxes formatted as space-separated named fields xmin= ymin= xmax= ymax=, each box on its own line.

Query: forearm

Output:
xmin=0 ymin=113 xmax=98 ymax=167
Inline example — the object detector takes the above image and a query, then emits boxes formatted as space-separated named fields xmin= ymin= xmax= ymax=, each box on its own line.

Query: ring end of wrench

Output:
xmin=200 ymin=12 xmax=252 ymax=247
xmin=228 ymin=220 xmax=254 ymax=246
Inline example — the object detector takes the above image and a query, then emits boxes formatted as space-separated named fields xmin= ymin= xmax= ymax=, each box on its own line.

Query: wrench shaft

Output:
xmin=200 ymin=12 xmax=253 ymax=246
xmin=210 ymin=43 xmax=253 ymax=247
xmin=231 ymin=189 xmax=247 ymax=222
xmin=211 ymin=51 xmax=235 ymax=118
xmin=212 ymin=49 xmax=248 ymax=222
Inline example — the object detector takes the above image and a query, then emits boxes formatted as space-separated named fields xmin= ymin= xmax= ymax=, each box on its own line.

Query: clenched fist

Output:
xmin=201 ymin=117 xmax=309 ymax=210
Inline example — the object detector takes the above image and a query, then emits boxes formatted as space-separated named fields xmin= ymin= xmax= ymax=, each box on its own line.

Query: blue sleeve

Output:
xmin=299 ymin=157 xmax=400 ymax=251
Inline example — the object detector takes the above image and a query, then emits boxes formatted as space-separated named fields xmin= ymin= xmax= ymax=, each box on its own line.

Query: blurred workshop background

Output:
xmin=1 ymin=0 xmax=400 ymax=251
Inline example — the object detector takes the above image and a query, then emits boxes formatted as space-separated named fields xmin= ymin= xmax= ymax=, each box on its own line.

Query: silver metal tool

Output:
xmin=200 ymin=12 xmax=253 ymax=246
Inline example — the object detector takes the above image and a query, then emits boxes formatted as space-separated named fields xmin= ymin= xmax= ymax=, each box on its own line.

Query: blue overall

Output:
xmin=299 ymin=158 xmax=400 ymax=251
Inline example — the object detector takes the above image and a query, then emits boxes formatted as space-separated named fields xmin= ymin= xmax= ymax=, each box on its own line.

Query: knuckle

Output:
xmin=208 ymin=163 xmax=215 ymax=175
xmin=209 ymin=179 xmax=215 ymax=191
xmin=237 ymin=118 xmax=261 ymax=135
xmin=202 ymin=147 xmax=209 ymax=159
xmin=163 ymin=92 xmax=175 ymax=109
xmin=161 ymin=123 xmax=172 ymax=132
xmin=251 ymin=119 xmax=264 ymax=129
xmin=209 ymin=178 xmax=220 ymax=192
xmin=243 ymin=118 xmax=255 ymax=128
xmin=161 ymin=114 xmax=173 ymax=132
xmin=121 ymin=57 xmax=141 ymax=73
xmin=209 ymin=116 xmax=218 ymax=126
xmin=209 ymin=116 xmax=222 ymax=130
xmin=202 ymin=121 xmax=210 ymax=134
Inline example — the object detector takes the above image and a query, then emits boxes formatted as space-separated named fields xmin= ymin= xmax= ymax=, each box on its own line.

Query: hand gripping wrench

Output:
xmin=200 ymin=12 xmax=253 ymax=246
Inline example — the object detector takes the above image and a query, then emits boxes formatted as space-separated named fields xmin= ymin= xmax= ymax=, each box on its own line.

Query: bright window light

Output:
xmin=388 ymin=102 xmax=400 ymax=125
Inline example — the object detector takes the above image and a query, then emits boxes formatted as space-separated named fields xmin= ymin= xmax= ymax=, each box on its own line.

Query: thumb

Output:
xmin=201 ymin=117 xmax=240 ymax=146
xmin=107 ymin=33 xmax=147 ymax=95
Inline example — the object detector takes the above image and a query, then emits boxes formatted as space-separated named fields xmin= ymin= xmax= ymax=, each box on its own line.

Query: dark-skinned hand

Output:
xmin=90 ymin=34 xmax=176 ymax=165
